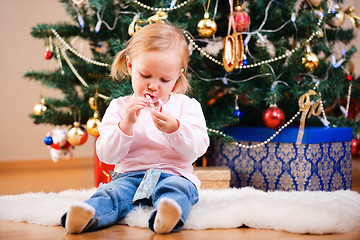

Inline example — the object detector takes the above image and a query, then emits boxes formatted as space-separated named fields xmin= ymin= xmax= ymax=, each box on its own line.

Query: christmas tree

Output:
xmin=25 ymin=0 xmax=360 ymax=155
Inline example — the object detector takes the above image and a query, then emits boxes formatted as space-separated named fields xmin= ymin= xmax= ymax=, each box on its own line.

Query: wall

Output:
xmin=0 ymin=1 xmax=94 ymax=161
xmin=0 ymin=0 xmax=359 ymax=162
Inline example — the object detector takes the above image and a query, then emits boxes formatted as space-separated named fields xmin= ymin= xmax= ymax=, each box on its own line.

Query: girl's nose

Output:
xmin=147 ymin=80 xmax=158 ymax=90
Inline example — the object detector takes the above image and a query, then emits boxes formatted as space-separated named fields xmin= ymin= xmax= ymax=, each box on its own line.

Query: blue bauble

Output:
xmin=243 ymin=59 xmax=248 ymax=66
xmin=44 ymin=136 xmax=53 ymax=145
xmin=234 ymin=109 xmax=243 ymax=119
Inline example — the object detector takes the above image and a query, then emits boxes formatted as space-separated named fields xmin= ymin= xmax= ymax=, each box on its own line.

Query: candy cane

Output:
xmin=158 ymin=99 xmax=163 ymax=112
xmin=145 ymin=94 xmax=163 ymax=112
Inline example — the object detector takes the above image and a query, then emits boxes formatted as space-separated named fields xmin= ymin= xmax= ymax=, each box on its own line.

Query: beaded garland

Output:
xmin=45 ymin=0 xmax=350 ymax=149
xmin=208 ymin=110 xmax=301 ymax=149
xmin=51 ymin=28 xmax=110 ymax=68
xmin=185 ymin=2 xmax=328 ymax=69
xmin=129 ymin=0 xmax=194 ymax=11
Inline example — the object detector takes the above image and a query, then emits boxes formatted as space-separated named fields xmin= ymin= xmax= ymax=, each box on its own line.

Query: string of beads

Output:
xmin=185 ymin=1 xmax=329 ymax=69
xmin=51 ymin=28 xmax=110 ymax=68
xmin=208 ymin=110 xmax=301 ymax=149
xmin=129 ymin=0 xmax=194 ymax=11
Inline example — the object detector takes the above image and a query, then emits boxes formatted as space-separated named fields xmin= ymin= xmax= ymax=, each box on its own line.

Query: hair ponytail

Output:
xmin=110 ymin=49 xmax=128 ymax=80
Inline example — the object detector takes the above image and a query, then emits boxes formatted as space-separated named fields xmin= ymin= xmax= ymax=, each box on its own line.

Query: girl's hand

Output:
xmin=119 ymin=97 xmax=147 ymax=135
xmin=151 ymin=110 xmax=179 ymax=134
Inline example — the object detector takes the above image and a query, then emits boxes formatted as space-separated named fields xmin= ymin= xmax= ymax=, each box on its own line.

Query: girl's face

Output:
xmin=127 ymin=50 xmax=182 ymax=105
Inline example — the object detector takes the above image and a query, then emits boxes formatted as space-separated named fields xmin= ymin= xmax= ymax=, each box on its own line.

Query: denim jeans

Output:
xmin=60 ymin=171 xmax=199 ymax=233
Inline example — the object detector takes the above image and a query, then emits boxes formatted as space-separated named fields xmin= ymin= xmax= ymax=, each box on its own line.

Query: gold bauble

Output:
xmin=33 ymin=97 xmax=50 ymax=116
xmin=197 ymin=13 xmax=217 ymax=38
xmin=302 ymin=52 xmax=319 ymax=72
xmin=308 ymin=0 xmax=322 ymax=7
xmin=89 ymin=97 xmax=97 ymax=110
xmin=67 ymin=122 xmax=88 ymax=146
xmin=327 ymin=4 xmax=345 ymax=27
xmin=86 ymin=111 xmax=101 ymax=137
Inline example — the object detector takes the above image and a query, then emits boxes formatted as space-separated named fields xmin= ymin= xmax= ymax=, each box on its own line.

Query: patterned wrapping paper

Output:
xmin=206 ymin=127 xmax=352 ymax=191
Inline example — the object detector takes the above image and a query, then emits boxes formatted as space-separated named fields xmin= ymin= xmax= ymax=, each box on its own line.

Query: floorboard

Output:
xmin=1 ymin=157 xmax=360 ymax=240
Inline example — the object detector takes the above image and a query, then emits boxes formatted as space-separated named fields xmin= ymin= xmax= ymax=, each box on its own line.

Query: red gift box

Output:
xmin=94 ymin=137 xmax=114 ymax=187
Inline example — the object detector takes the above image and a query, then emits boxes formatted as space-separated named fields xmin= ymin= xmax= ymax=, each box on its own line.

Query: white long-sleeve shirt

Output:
xmin=96 ymin=94 xmax=210 ymax=189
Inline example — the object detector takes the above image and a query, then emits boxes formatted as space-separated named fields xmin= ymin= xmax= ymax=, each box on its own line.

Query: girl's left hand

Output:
xmin=151 ymin=110 xmax=179 ymax=134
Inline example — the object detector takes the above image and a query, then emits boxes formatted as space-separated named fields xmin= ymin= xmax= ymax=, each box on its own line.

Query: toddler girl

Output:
xmin=61 ymin=22 xmax=210 ymax=234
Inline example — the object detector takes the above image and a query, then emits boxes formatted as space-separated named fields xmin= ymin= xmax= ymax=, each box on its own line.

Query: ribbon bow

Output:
xmin=345 ymin=6 xmax=360 ymax=28
xmin=128 ymin=11 xmax=169 ymax=36
xmin=296 ymin=90 xmax=322 ymax=144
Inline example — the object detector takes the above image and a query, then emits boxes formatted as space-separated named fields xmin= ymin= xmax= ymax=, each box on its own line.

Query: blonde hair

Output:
xmin=110 ymin=22 xmax=190 ymax=94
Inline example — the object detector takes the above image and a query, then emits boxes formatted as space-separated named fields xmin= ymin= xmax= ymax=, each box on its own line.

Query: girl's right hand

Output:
xmin=118 ymin=97 xmax=147 ymax=135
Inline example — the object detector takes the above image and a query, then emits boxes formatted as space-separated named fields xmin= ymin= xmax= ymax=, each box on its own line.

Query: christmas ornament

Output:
xmin=234 ymin=95 xmax=242 ymax=119
xmin=233 ymin=32 xmax=244 ymax=68
xmin=302 ymin=45 xmax=319 ymax=72
xmin=86 ymin=111 xmax=101 ymax=137
xmin=46 ymin=128 xmax=73 ymax=162
xmin=345 ymin=6 xmax=360 ymax=28
xmin=128 ymin=17 xmax=142 ymax=36
xmin=44 ymin=49 xmax=53 ymax=60
xmin=242 ymin=54 xmax=248 ymax=66
xmin=33 ymin=97 xmax=50 ymax=116
xmin=223 ymin=32 xmax=243 ymax=72
xmin=351 ymin=138 xmax=360 ymax=157
xmin=234 ymin=109 xmax=242 ymax=118
xmin=345 ymin=75 xmax=353 ymax=82
xmin=128 ymin=11 xmax=168 ymax=36
xmin=67 ymin=122 xmax=88 ymax=146
xmin=44 ymin=36 xmax=53 ymax=60
xmin=44 ymin=135 xmax=53 ymax=145
xmin=296 ymin=90 xmax=322 ymax=144
xmin=89 ymin=97 xmax=97 ymax=110
xmin=197 ymin=0 xmax=217 ymax=37
xmin=308 ymin=0 xmax=322 ymax=7
xmin=233 ymin=5 xmax=250 ymax=32
xmin=223 ymin=35 xmax=235 ymax=72
xmin=327 ymin=4 xmax=345 ymax=28
xmin=263 ymin=105 xmax=285 ymax=129
xmin=197 ymin=13 xmax=217 ymax=37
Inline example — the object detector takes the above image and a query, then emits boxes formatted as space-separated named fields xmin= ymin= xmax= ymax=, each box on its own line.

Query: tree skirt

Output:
xmin=1 ymin=187 xmax=360 ymax=234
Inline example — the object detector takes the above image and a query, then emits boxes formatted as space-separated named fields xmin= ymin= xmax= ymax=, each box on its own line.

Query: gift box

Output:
xmin=93 ymin=146 xmax=231 ymax=189
xmin=206 ymin=127 xmax=352 ymax=191
xmin=94 ymin=151 xmax=114 ymax=187
xmin=193 ymin=167 xmax=231 ymax=189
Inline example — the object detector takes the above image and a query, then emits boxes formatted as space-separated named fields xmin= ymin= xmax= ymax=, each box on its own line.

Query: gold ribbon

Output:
xmin=345 ymin=6 xmax=360 ymax=28
xmin=128 ymin=11 xmax=169 ymax=36
xmin=296 ymin=90 xmax=322 ymax=144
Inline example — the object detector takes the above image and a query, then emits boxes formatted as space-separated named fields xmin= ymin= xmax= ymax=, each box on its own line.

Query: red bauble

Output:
xmin=345 ymin=75 xmax=353 ymax=82
xmin=44 ymin=51 xmax=53 ymax=60
xmin=233 ymin=5 xmax=251 ymax=32
xmin=351 ymin=138 xmax=360 ymax=157
xmin=263 ymin=106 xmax=285 ymax=129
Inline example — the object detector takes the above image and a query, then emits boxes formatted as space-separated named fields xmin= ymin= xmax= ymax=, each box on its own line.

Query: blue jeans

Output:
xmin=60 ymin=171 xmax=199 ymax=233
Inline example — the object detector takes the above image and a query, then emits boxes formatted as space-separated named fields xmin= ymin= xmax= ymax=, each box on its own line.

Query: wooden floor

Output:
xmin=1 ymin=157 xmax=360 ymax=240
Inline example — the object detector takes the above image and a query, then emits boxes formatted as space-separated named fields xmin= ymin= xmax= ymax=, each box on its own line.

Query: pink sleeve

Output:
xmin=95 ymin=98 xmax=133 ymax=165
xmin=163 ymin=98 xmax=210 ymax=161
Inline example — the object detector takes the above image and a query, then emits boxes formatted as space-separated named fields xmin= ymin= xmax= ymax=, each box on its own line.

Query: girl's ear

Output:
xmin=126 ymin=56 xmax=132 ymax=74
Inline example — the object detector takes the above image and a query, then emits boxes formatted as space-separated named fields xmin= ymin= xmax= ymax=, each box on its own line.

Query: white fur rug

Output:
xmin=1 ymin=187 xmax=360 ymax=234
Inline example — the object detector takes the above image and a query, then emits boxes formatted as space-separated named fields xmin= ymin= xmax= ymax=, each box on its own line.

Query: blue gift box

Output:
xmin=206 ymin=127 xmax=352 ymax=191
